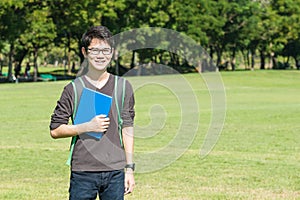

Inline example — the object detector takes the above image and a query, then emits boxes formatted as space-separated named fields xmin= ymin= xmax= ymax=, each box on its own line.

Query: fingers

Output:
xmin=124 ymin=180 xmax=129 ymax=195
xmin=98 ymin=115 xmax=110 ymax=132
xmin=100 ymin=119 xmax=110 ymax=132
xmin=124 ymin=187 xmax=131 ymax=195
xmin=124 ymin=183 xmax=134 ymax=195
xmin=124 ymin=183 xmax=132 ymax=195
xmin=124 ymin=173 xmax=135 ymax=195
xmin=90 ymin=115 xmax=110 ymax=132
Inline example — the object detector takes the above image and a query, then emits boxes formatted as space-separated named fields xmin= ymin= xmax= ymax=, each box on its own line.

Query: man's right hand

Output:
xmin=88 ymin=114 xmax=110 ymax=133
xmin=50 ymin=114 xmax=110 ymax=139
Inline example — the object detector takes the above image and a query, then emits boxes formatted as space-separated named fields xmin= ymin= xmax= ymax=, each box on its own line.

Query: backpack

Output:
xmin=66 ymin=76 xmax=126 ymax=166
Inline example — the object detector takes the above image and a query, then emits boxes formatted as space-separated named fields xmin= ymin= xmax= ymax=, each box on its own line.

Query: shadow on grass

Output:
xmin=0 ymin=69 xmax=76 ymax=84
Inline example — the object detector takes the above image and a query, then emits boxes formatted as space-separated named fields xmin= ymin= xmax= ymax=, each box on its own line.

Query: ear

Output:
xmin=82 ymin=47 xmax=87 ymax=57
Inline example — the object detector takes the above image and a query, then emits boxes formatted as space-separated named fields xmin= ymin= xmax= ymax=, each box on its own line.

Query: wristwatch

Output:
xmin=125 ymin=163 xmax=135 ymax=171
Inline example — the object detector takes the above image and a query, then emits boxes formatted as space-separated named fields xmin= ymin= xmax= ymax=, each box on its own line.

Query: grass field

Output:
xmin=0 ymin=70 xmax=299 ymax=200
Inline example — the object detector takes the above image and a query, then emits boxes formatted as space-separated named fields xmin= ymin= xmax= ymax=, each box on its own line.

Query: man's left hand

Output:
xmin=124 ymin=170 xmax=135 ymax=195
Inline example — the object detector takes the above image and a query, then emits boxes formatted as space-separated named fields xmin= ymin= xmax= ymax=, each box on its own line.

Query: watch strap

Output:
xmin=125 ymin=163 xmax=135 ymax=171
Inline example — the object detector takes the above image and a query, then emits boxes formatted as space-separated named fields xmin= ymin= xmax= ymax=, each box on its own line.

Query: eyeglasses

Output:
xmin=88 ymin=48 xmax=112 ymax=55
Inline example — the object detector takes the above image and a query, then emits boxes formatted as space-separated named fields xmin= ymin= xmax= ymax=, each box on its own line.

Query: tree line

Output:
xmin=1 ymin=0 xmax=300 ymax=81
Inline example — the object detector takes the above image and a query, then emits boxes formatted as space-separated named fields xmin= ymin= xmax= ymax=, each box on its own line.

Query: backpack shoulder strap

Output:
xmin=114 ymin=75 xmax=126 ymax=147
xmin=66 ymin=77 xmax=85 ymax=166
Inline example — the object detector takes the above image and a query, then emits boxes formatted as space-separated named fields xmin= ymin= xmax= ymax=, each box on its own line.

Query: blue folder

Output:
xmin=74 ymin=87 xmax=112 ymax=139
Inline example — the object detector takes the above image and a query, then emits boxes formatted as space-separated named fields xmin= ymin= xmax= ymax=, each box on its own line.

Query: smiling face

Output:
xmin=82 ymin=38 xmax=113 ymax=73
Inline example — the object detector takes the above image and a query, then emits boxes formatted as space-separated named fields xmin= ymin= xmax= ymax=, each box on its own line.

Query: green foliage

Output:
xmin=1 ymin=0 xmax=300 ymax=74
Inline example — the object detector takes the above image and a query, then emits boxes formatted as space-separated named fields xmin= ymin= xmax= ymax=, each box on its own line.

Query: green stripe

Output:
xmin=66 ymin=78 xmax=82 ymax=166
xmin=122 ymin=79 xmax=126 ymax=109
xmin=78 ymin=76 xmax=85 ymax=87
xmin=71 ymin=82 xmax=78 ymax=120
xmin=66 ymin=136 xmax=77 ymax=165
xmin=114 ymin=77 xmax=123 ymax=147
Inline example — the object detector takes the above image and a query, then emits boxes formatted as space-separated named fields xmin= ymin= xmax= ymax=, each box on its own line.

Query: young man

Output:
xmin=50 ymin=26 xmax=135 ymax=200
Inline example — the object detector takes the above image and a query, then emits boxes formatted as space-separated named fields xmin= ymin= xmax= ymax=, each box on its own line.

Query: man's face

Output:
xmin=84 ymin=38 xmax=113 ymax=72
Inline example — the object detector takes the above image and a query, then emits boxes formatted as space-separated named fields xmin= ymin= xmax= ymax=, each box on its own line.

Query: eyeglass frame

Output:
xmin=87 ymin=48 xmax=113 ymax=55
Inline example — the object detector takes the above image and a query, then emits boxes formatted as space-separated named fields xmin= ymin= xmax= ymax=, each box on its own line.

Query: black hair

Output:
xmin=81 ymin=26 xmax=114 ymax=51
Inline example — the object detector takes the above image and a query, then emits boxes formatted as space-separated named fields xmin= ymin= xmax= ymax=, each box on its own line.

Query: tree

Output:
xmin=19 ymin=1 xmax=56 ymax=81
xmin=271 ymin=0 xmax=300 ymax=69
xmin=1 ymin=0 xmax=300 ymax=78
xmin=49 ymin=0 xmax=126 ymax=74
xmin=0 ymin=0 xmax=27 ymax=81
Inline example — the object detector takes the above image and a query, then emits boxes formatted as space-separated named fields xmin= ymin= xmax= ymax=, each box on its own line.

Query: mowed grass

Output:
xmin=0 ymin=70 xmax=299 ymax=200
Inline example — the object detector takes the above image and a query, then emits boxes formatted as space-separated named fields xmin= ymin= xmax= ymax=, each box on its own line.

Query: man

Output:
xmin=50 ymin=25 xmax=135 ymax=200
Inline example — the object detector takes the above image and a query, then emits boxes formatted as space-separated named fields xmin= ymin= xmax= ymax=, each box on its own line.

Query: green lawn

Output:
xmin=0 ymin=70 xmax=299 ymax=199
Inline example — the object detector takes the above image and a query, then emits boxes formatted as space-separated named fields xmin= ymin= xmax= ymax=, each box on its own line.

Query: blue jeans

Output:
xmin=69 ymin=170 xmax=125 ymax=200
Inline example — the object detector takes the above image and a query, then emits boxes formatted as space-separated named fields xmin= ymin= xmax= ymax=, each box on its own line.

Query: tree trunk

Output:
xmin=243 ymin=50 xmax=249 ymax=69
xmin=0 ymin=59 xmax=2 ymax=75
xmin=251 ymin=49 xmax=255 ymax=70
xmin=260 ymin=50 xmax=265 ymax=70
xmin=230 ymin=48 xmax=236 ymax=71
xmin=293 ymin=56 xmax=300 ymax=70
xmin=67 ymin=34 xmax=72 ymax=74
xmin=130 ymin=50 xmax=135 ymax=69
xmin=216 ymin=47 xmax=222 ymax=70
xmin=67 ymin=49 xmax=71 ymax=74
xmin=33 ymin=47 xmax=39 ymax=82
xmin=7 ymin=43 xmax=16 ymax=82
xmin=270 ymin=53 xmax=277 ymax=69
xmin=209 ymin=46 xmax=214 ymax=60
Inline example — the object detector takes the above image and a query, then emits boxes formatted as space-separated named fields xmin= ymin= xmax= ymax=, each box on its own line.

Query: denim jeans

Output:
xmin=69 ymin=170 xmax=125 ymax=200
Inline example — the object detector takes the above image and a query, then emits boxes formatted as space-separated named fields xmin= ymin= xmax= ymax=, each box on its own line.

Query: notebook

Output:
xmin=74 ymin=87 xmax=112 ymax=139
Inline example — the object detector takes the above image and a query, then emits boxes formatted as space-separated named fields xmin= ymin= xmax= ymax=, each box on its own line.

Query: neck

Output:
xmin=86 ymin=69 xmax=108 ymax=82
xmin=84 ymin=70 xmax=110 ymax=89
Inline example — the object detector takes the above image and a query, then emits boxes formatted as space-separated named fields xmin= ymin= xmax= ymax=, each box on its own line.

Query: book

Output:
xmin=74 ymin=87 xmax=112 ymax=139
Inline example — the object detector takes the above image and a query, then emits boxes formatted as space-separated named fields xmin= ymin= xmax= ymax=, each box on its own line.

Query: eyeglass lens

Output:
xmin=88 ymin=48 xmax=112 ymax=55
